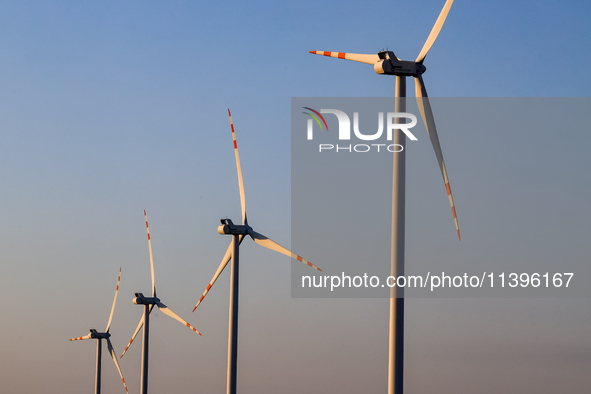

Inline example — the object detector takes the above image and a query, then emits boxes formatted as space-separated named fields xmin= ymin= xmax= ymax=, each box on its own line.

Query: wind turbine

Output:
xmin=120 ymin=211 xmax=201 ymax=394
xmin=192 ymin=110 xmax=321 ymax=394
xmin=69 ymin=267 xmax=129 ymax=394
xmin=309 ymin=1 xmax=459 ymax=393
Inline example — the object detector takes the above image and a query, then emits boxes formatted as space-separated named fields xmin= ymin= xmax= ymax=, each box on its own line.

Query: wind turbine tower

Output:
xmin=120 ymin=211 xmax=201 ymax=394
xmin=309 ymin=1 xmax=459 ymax=393
xmin=69 ymin=268 xmax=129 ymax=394
xmin=193 ymin=110 xmax=321 ymax=394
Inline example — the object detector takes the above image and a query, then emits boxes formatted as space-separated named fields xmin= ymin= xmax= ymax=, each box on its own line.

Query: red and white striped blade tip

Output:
xmin=414 ymin=77 xmax=460 ymax=241
xmin=120 ymin=309 xmax=150 ymax=358
xmin=120 ymin=338 xmax=135 ymax=358
xmin=143 ymin=210 xmax=156 ymax=296
xmin=156 ymin=301 xmax=202 ymax=335
xmin=69 ymin=334 xmax=92 ymax=341
xmin=106 ymin=338 xmax=129 ymax=393
xmin=192 ymin=239 xmax=237 ymax=312
xmin=309 ymin=51 xmax=378 ymax=65
xmin=105 ymin=267 xmax=122 ymax=333
xmin=227 ymin=109 xmax=247 ymax=224
xmin=192 ymin=291 xmax=207 ymax=312
xmin=249 ymin=230 xmax=322 ymax=271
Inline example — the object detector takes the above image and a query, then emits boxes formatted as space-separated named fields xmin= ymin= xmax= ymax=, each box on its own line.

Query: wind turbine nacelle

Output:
xmin=218 ymin=218 xmax=250 ymax=235
xmin=374 ymin=51 xmax=426 ymax=76
xmin=90 ymin=330 xmax=110 ymax=339
xmin=374 ymin=60 xmax=426 ymax=76
xmin=133 ymin=293 xmax=159 ymax=305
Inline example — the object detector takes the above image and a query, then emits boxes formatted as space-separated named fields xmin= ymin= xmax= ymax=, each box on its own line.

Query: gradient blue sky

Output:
xmin=1 ymin=1 xmax=590 ymax=393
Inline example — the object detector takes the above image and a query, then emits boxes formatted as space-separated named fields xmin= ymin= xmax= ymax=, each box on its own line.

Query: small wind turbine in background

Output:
xmin=192 ymin=110 xmax=321 ymax=394
xmin=69 ymin=267 xmax=129 ymax=394
xmin=309 ymin=1 xmax=459 ymax=393
xmin=120 ymin=211 xmax=201 ymax=394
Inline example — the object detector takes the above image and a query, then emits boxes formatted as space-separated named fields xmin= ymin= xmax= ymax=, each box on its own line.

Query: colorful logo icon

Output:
xmin=302 ymin=107 xmax=328 ymax=131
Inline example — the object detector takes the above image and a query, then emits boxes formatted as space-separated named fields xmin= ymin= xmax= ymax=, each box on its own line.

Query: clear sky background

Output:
xmin=0 ymin=1 xmax=590 ymax=393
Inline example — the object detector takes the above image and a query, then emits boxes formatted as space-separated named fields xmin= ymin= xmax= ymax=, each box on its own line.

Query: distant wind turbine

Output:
xmin=309 ymin=1 xmax=459 ymax=393
xmin=69 ymin=267 xmax=129 ymax=394
xmin=120 ymin=211 xmax=201 ymax=394
xmin=192 ymin=110 xmax=321 ymax=394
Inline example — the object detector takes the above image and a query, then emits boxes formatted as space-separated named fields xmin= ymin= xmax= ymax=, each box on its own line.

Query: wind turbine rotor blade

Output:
xmin=69 ymin=333 xmax=92 ymax=341
xmin=144 ymin=210 xmax=156 ymax=297
xmin=228 ymin=109 xmax=247 ymax=224
xmin=156 ymin=301 xmax=201 ymax=335
xmin=309 ymin=51 xmax=379 ymax=66
xmin=106 ymin=337 xmax=129 ymax=394
xmin=192 ymin=235 xmax=245 ymax=312
xmin=120 ymin=304 xmax=154 ymax=358
xmin=414 ymin=75 xmax=460 ymax=240
xmin=105 ymin=267 xmax=122 ymax=333
xmin=415 ymin=0 xmax=454 ymax=63
xmin=120 ymin=316 xmax=143 ymax=358
xmin=248 ymin=229 xmax=322 ymax=271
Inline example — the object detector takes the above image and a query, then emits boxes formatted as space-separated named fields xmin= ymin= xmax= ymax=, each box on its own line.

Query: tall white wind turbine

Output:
xmin=192 ymin=110 xmax=322 ymax=394
xmin=69 ymin=268 xmax=129 ymax=394
xmin=309 ymin=1 xmax=459 ymax=393
xmin=120 ymin=211 xmax=202 ymax=394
